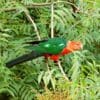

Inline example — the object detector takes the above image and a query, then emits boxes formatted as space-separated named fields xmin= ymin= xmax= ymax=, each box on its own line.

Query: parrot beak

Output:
xmin=79 ymin=41 xmax=83 ymax=50
xmin=80 ymin=44 xmax=83 ymax=49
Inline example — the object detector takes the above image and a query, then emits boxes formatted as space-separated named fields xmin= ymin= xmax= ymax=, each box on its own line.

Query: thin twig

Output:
xmin=50 ymin=0 xmax=69 ymax=81
xmin=44 ymin=0 xmax=54 ymax=90
xmin=57 ymin=61 xmax=69 ymax=81
xmin=51 ymin=0 xmax=54 ymax=38
xmin=24 ymin=9 xmax=41 ymax=40
xmin=2 ymin=1 xmax=78 ymax=12
xmin=47 ymin=0 xmax=54 ymax=74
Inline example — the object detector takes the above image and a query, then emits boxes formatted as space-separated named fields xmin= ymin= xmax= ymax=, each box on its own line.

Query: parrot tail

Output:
xmin=6 ymin=51 xmax=43 ymax=68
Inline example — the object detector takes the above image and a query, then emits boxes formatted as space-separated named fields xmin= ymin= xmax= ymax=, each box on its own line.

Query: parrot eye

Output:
xmin=74 ymin=44 xmax=78 ymax=48
xmin=76 ymin=43 xmax=79 ymax=46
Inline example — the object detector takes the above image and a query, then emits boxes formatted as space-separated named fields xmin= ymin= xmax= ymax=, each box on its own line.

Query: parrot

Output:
xmin=6 ymin=37 xmax=83 ymax=67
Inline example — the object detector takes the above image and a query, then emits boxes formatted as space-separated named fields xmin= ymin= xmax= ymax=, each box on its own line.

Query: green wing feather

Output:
xmin=6 ymin=37 xmax=67 ymax=67
xmin=26 ymin=37 xmax=67 ymax=54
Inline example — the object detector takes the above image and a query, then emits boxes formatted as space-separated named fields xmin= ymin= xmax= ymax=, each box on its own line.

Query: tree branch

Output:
xmin=24 ymin=9 xmax=41 ymax=40
xmin=50 ymin=0 xmax=69 ymax=81
xmin=51 ymin=0 xmax=54 ymax=38
xmin=2 ymin=1 xmax=78 ymax=12
xmin=57 ymin=61 xmax=69 ymax=81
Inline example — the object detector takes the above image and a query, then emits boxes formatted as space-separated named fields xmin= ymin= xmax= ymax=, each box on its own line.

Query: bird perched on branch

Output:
xmin=6 ymin=37 xmax=83 ymax=67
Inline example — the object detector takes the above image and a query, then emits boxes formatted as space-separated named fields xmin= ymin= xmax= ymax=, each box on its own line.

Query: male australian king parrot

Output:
xmin=6 ymin=37 xmax=82 ymax=67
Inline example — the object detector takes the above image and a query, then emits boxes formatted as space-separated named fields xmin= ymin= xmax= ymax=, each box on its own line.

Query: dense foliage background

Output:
xmin=0 ymin=0 xmax=100 ymax=100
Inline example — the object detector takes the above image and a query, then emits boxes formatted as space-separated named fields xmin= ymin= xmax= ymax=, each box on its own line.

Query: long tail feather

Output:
xmin=26 ymin=40 xmax=47 ymax=45
xmin=6 ymin=51 xmax=43 ymax=68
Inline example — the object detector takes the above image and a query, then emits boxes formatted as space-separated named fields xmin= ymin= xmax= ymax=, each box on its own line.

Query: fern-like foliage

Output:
xmin=0 ymin=0 xmax=99 ymax=100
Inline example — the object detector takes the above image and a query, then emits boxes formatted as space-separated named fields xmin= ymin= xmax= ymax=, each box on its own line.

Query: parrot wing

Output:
xmin=26 ymin=37 xmax=67 ymax=54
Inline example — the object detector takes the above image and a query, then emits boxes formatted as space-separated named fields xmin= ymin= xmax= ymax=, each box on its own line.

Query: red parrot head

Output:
xmin=67 ymin=41 xmax=83 ymax=51
xmin=61 ymin=41 xmax=83 ymax=55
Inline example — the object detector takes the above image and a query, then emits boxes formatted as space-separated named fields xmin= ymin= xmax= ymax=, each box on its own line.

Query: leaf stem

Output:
xmin=57 ymin=61 xmax=69 ymax=81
